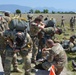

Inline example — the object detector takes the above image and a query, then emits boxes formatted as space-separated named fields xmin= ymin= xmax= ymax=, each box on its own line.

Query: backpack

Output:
xmin=8 ymin=16 xmax=27 ymax=31
xmin=44 ymin=19 xmax=56 ymax=28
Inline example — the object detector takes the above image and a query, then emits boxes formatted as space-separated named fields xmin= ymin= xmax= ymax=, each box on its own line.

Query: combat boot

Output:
xmin=12 ymin=67 xmax=23 ymax=73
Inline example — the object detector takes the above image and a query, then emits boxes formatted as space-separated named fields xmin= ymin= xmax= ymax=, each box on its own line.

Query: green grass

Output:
xmin=67 ymin=52 xmax=76 ymax=70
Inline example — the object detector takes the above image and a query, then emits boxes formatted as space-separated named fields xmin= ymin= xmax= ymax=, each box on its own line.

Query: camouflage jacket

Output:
xmin=0 ymin=16 xmax=11 ymax=50
xmin=47 ymin=43 xmax=67 ymax=65
xmin=42 ymin=27 xmax=54 ymax=34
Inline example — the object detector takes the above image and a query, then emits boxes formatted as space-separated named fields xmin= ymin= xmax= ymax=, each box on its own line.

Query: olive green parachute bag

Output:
xmin=8 ymin=16 xmax=27 ymax=31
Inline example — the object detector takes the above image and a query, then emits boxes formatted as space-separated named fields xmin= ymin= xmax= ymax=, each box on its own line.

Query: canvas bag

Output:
xmin=8 ymin=17 xmax=27 ymax=31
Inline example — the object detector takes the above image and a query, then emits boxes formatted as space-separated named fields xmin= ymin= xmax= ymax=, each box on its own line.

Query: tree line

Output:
xmin=16 ymin=9 xmax=76 ymax=14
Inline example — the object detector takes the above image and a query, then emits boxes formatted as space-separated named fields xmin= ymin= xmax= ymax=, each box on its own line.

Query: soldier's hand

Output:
xmin=42 ymin=48 xmax=46 ymax=51
xmin=7 ymin=39 xmax=13 ymax=48
xmin=14 ymin=49 xmax=20 ymax=53
xmin=42 ymin=48 xmax=52 ymax=52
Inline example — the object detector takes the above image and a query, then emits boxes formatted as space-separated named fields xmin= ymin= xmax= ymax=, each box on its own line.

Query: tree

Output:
xmin=57 ymin=11 xmax=60 ymax=14
xmin=43 ymin=9 xmax=49 ymax=13
xmin=52 ymin=11 xmax=55 ymax=14
xmin=16 ymin=9 xmax=21 ymax=14
xmin=35 ymin=10 xmax=41 ymax=13
xmin=29 ymin=9 xmax=34 ymax=13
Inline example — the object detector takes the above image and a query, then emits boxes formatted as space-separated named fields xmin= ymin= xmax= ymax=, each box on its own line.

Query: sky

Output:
xmin=0 ymin=0 xmax=76 ymax=10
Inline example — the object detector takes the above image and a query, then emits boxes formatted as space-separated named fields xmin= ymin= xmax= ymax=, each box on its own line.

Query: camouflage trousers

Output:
xmin=12 ymin=53 xmax=18 ymax=69
xmin=4 ymin=45 xmax=32 ymax=75
xmin=0 ymin=49 xmax=18 ymax=70
xmin=31 ymin=36 xmax=39 ymax=61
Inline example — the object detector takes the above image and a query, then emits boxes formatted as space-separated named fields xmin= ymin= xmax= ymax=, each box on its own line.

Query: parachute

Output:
xmin=44 ymin=18 xmax=56 ymax=28
xmin=8 ymin=16 xmax=27 ymax=31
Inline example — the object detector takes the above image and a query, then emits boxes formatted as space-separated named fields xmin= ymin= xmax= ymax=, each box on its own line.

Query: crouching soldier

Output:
xmin=38 ymin=39 xmax=67 ymax=75
xmin=3 ymin=30 xmax=32 ymax=75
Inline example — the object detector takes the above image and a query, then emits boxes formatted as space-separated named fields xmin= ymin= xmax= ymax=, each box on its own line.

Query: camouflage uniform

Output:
xmin=73 ymin=16 xmax=76 ymax=27
xmin=61 ymin=16 xmax=65 ymax=27
xmin=3 ymin=32 xmax=32 ymax=75
xmin=0 ymin=16 xmax=20 ymax=72
xmin=36 ymin=31 xmax=46 ymax=60
xmin=70 ymin=17 xmax=74 ymax=31
xmin=0 ymin=16 xmax=10 ymax=67
xmin=69 ymin=35 xmax=76 ymax=52
xmin=42 ymin=43 xmax=67 ymax=75
xmin=31 ymin=35 xmax=39 ymax=62
xmin=42 ymin=27 xmax=55 ymax=40
xmin=30 ymin=22 xmax=39 ymax=62
xmin=30 ymin=17 xmax=45 ymax=62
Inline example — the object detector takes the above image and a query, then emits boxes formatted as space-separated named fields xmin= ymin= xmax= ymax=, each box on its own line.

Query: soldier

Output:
xmin=30 ymin=17 xmax=45 ymax=63
xmin=70 ymin=17 xmax=74 ymax=31
xmin=37 ymin=31 xmax=46 ymax=60
xmin=41 ymin=27 xmax=62 ymax=41
xmin=27 ymin=14 xmax=33 ymax=33
xmin=1 ymin=12 xmax=22 ymax=73
xmin=73 ymin=16 xmax=76 ymax=29
xmin=38 ymin=15 xmax=44 ymax=21
xmin=41 ymin=39 xmax=67 ymax=75
xmin=0 ymin=11 xmax=11 ymax=68
xmin=61 ymin=16 xmax=65 ymax=27
xmin=69 ymin=35 xmax=76 ymax=45
xmin=61 ymin=37 xmax=70 ymax=51
xmin=3 ymin=31 xmax=33 ymax=75
xmin=69 ymin=35 xmax=76 ymax=52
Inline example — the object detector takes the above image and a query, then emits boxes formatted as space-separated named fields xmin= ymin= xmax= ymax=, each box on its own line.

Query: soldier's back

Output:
xmin=0 ymin=16 xmax=11 ymax=51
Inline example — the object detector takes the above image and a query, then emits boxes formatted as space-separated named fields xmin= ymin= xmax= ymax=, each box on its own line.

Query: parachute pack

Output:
xmin=44 ymin=18 xmax=56 ymax=28
xmin=8 ymin=16 xmax=27 ymax=32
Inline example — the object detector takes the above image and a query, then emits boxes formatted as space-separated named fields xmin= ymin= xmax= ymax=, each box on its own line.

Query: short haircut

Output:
xmin=4 ymin=12 xmax=10 ymax=17
xmin=46 ymin=39 xmax=54 ymax=45
xmin=34 ymin=17 xmax=42 ymax=22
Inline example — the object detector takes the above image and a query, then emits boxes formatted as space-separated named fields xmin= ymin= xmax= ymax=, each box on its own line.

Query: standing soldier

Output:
xmin=70 ymin=17 xmax=74 ymax=31
xmin=73 ymin=16 xmax=76 ymax=28
xmin=27 ymin=14 xmax=33 ymax=33
xmin=0 ymin=11 xmax=11 ymax=68
xmin=30 ymin=17 xmax=45 ymax=63
xmin=61 ymin=16 xmax=65 ymax=27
